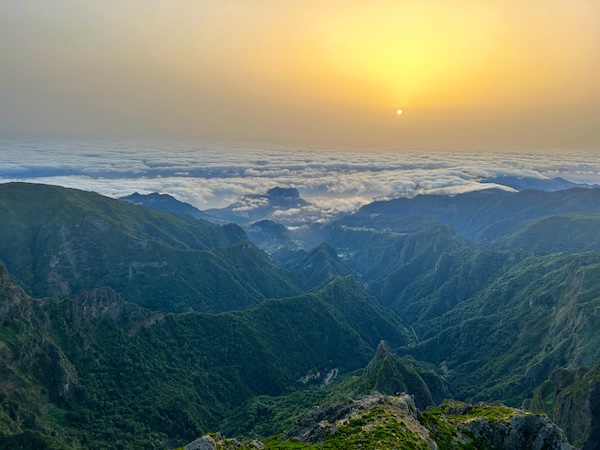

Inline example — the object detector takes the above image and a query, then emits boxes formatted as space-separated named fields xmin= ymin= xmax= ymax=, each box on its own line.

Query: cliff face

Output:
xmin=0 ymin=269 xmax=144 ymax=409
xmin=530 ymin=364 xmax=600 ymax=448
xmin=455 ymin=410 xmax=572 ymax=450
xmin=583 ymin=382 xmax=600 ymax=450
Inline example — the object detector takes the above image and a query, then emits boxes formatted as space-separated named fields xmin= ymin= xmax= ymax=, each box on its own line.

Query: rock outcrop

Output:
xmin=283 ymin=392 xmax=435 ymax=446
xmin=184 ymin=435 xmax=217 ymax=450
xmin=530 ymin=364 xmax=600 ymax=448
xmin=187 ymin=394 xmax=572 ymax=449
xmin=423 ymin=400 xmax=573 ymax=450
xmin=458 ymin=410 xmax=572 ymax=450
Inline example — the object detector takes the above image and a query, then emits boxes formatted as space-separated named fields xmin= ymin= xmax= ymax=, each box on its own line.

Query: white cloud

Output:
xmin=1 ymin=140 xmax=600 ymax=223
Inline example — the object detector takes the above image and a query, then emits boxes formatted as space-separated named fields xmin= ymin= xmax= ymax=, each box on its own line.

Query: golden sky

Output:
xmin=1 ymin=0 xmax=598 ymax=149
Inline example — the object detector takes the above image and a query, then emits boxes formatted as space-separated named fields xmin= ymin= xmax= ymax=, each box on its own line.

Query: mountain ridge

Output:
xmin=0 ymin=262 xmax=412 ymax=448
xmin=0 ymin=182 xmax=306 ymax=313
xmin=120 ymin=192 xmax=212 ymax=221
xmin=2 ymin=182 xmax=600 ymax=447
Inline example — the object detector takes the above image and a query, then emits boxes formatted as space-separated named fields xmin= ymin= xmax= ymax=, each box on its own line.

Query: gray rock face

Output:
xmin=184 ymin=435 xmax=216 ymax=450
xmin=283 ymin=401 xmax=361 ymax=443
xmin=531 ymin=365 xmax=600 ymax=448
xmin=460 ymin=413 xmax=573 ymax=450
xmin=185 ymin=434 xmax=265 ymax=450
xmin=283 ymin=393 xmax=428 ymax=445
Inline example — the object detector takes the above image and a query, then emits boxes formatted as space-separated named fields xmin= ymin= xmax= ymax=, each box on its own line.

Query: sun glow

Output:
xmin=2 ymin=0 xmax=598 ymax=147
xmin=311 ymin=3 xmax=498 ymax=109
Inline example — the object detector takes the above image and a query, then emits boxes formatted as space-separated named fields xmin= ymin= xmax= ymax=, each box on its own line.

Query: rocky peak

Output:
xmin=266 ymin=187 xmax=307 ymax=209
xmin=59 ymin=286 xmax=155 ymax=334
xmin=368 ymin=340 xmax=394 ymax=363
xmin=363 ymin=340 xmax=395 ymax=379
xmin=184 ymin=435 xmax=216 ymax=450
xmin=361 ymin=340 xmax=441 ymax=409
xmin=282 ymin=393 xmax=432 ymax=446
xmin=460 ymin=410 xmax=572 ymax=449
xmin=267 ymin=187 xmax=300 ymax=199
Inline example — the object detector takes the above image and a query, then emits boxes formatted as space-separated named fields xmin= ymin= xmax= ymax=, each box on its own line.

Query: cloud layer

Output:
xmin=1 ymin=140 xmax=600 ymax=223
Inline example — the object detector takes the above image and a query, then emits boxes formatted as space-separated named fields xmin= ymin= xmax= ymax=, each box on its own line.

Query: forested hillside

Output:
xmin=1 ymin=183 xmax=599 ymax=448
xmin=0 ymin=183 xmax=306 ymax=312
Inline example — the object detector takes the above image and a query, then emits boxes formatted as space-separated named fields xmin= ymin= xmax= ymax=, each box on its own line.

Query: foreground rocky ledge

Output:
xmin=185 ymin=393 xmax=573 ymax=449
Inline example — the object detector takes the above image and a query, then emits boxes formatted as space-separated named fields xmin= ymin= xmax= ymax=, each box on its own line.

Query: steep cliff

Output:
xmin=530 ymin=364 xmax=600 ymax=448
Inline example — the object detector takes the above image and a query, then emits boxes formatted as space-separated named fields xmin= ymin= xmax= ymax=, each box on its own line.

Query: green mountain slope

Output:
xmin=324 ymin=215 xmax=526 ymax=323
xmin=0 ymin=182 xmax=306 ymax=312
xmin=0 ymin=266 xmax=409 ymax=449
xmin=292 ymin=191 xmax=600 ymax=448
xmin=490 ymin=214 xmax=600 ymax=254
xmin=406 ymin=252 xmax=600 ymax=405
xmin=222 ymin=340 xmax=450 ymax=439
xmin=120 ymin=192 xmax=212 ymax=221
xmin=290 ymin=243 xmax=353 ymax=287
xmin=356 ymin=187 xmax=600 ymax=241
xmin=326 ymin=215 xmax=469 ymax=282
xmin=245 ymin=220 xmax=303 ymax=259
xmin=4 ymin=182 xmax=600 ymax=447
xmin=320 ymin=206 xmax=600 ymax=418
xmin=530 ymin=363 xmax=600 ymax=448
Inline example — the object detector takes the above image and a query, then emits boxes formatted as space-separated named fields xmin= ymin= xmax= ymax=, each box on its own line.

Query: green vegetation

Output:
xmin=290 ymin=243 xmax=353 ymax=287
xmin=204 ymin=395 xmax=568 ymax=450
xmin=355 ymin=186 xmax=600 ymax=242
xmin=222 ymin=341 xmax=449 ymax=438
xmin=323 ymin=204 xmax=600 ymax=409
xmin=0 ymin=265 xmax=409 ymax=448
xmin=224 ymin=396 xmax=434 ymax=450
xmin=530 ymin=363 xmax=600 ymax=447
xmin=490 ymin=214 xmax=600 ymax=254
xmin=402 ymin=252 xmax=600 ymax=405
xmin=0 ymin=182 xmax=306 ymax=312
xmin=2 ymin=183 xmax=600 ymax=447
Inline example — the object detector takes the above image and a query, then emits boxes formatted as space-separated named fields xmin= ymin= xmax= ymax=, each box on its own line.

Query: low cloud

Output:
xmin=1 ymin=140 xmax=599 ymax=223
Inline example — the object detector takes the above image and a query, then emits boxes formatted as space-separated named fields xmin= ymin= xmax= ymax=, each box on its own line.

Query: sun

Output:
xmin=396 ymin=109 xmax=403 ymax=115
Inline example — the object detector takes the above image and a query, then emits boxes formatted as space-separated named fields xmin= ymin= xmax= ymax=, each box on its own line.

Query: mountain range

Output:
xmin=1 ymin=181 xmax=599 ymax=448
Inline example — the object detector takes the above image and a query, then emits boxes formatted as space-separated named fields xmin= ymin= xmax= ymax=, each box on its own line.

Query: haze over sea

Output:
xmin=1 ymin=140 xmax=599 ymax=223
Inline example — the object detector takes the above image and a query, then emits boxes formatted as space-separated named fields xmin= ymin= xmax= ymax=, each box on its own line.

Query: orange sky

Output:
xmin=1 ymin=0 xmax=598 ymax=149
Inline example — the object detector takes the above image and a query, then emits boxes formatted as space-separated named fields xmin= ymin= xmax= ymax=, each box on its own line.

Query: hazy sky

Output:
xmin=1 ymin=1 xmax=598 ymax=149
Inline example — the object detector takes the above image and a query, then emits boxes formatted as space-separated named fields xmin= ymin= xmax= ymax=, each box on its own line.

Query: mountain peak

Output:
xmin=364 ymin=340 xmax=394 ymax=375
xmin=375 ymin=339 xmax=394 ymax=358
xmin=267 ymin=187 xmax=300 ymax=199
xmin=120 ymin=191 xmax=210 ymax=220
xmin=206 ymin=187 xmax=309 ymax=225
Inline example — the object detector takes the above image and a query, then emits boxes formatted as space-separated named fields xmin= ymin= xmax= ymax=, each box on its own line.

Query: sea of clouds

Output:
xmin=1 ymin=140 xmax=599 ymax=223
